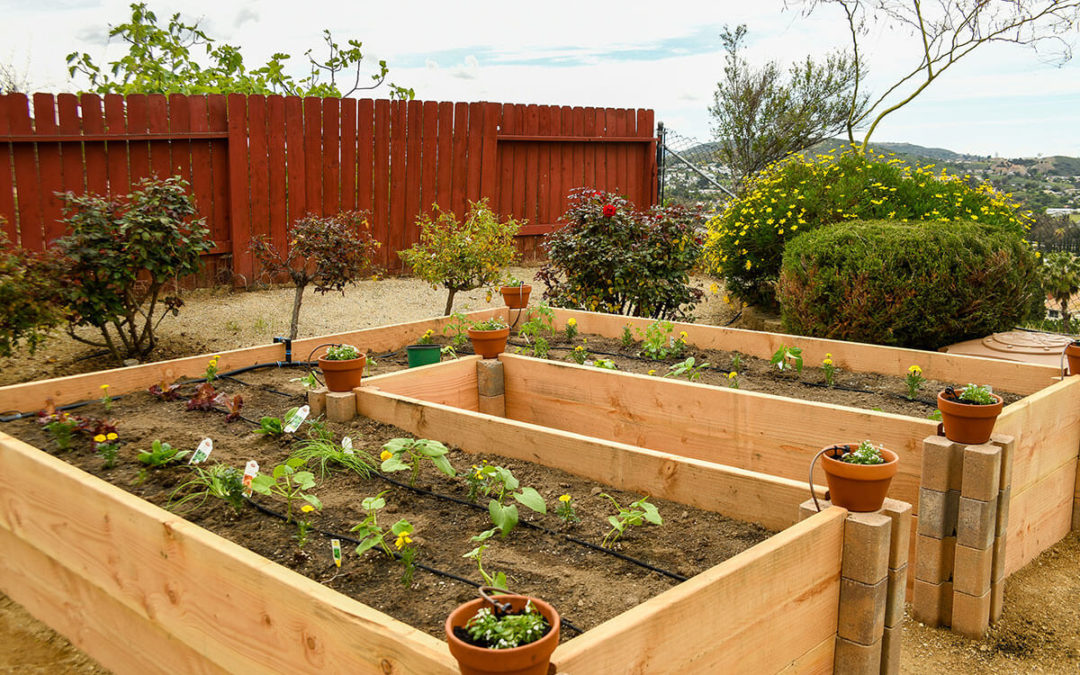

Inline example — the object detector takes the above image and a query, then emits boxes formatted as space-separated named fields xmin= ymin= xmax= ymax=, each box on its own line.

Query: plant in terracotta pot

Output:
xmin=937 ymin=384 xmax=1003 ymax=444
xmin=499 ymin=276 xmax=532 ymax=310
xmin=468 ymin=317 xmax=510 ymax=359
xmin=445 ymin=587 xmax=560 ymax=675
xmin=1064 ymin=339 xmax=1080 ymax=377
xmin=814 ymin=440 xmax=899 ymax=512
xmin=317 ymin=344 xmax=366 ymax=392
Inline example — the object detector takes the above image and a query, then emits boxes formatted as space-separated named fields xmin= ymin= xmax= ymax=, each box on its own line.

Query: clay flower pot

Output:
xmin=1066 ymin=341 xmax=1080 ymax=376
xmin=468 ymin=327 xmax=510 ymax=359
xmin=317 ymin=354 xmax=366 ymax=392
xmin=445 ymin=594 xmax=560 ymax=675
xmin=820 ymin=444 xmax=899 ymax=512
xmin=500 ymin=285 xmax=532 ymax=309
xmin=937 ymin=389 xmax=1003 ymax=444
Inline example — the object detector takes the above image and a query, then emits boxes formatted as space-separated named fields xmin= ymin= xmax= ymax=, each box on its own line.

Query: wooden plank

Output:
xmin=206 ymin=95 xmax=231 ymax=251
xmin=266 ymin=95 xmax=287 ymax=256
xmin=226 ymin=94 xmax=253 ymax=283
xmin=389 ymin=100 xmax=408 ymax=270
xmin=322 ymin=96 xmax=341 ymax=214
xmin=602 ymin=108 xmax=617 ymax=192
xmin=354 ymin=387 xmax=823 ymax=531
xmin=583 ymin=107 xmax=597 ymax=191
xmin=497 ymin=103 xmax=516 ymax=218
xmin=0 ymin=434 xmax=458 ymax=675
xmin=373 ymin=99 xmax=391 ymax=268
xmin=79 ymin=94 xmax=108 ymax=196
xmin=0 ymin=527 xmax=229 ymax=675
xmin=284 ymin=96 xmax=306 ymax=226
xmin=639 ymin=109 xmax=656 ymax=206
xmin=167 ymin=93 xmax=192 ymax=185
xmin=103 ymin=93 xmax=129 ymax=198
xmin=465 ymin=101 xmax=484 ymax=206
xmin=126 ymin=94 xmax=150 ymax=183
xmin=146 ymin=93 xmax=171 ymax=180
xmin=450 ymin=102 xmax=469 ymax=219
xmin=556 ymin=105 xmax=572 ymax=219
xmin=303 ymin=96 xmax=323 ymax=215
xmin=0 ymin=96 xmax=16 ymax=239
xmin=499 ymin=353 xmax=932 ymax=510
xmin=510 ymin=104 xmax=527 ymax=222
xmin=420 ymin=100 xmax=438 ymax=218
xmin=523 ymin=104 xmax=539 ymax=223
xmin=186 ymin=96 xmax=214 ymax=246
xmin=32 ymin=94 xmax=66 ymax=245
xmin=340 ymin=96 xmax=357 ymax=212
xmin=995 ymin=376 xmax=1080 ymax=493
xmin=357 ymin=98 xmax=375 ymax=217
xmin=365 ymin=356 xmax=481 ymax=411
xmin=615 ymin=108 xmax=630 ymax=200
xmin=536 ymin=105 xmax=552 ymax=226
xmin=778 ymin=634 xmax=834 ymax=675
xmin=404 ymin=99 xmax=423 ymax=248
xmin=1005 ymin=458 xmax=1076 ymax=575
xmin=479 ymin=102 xmax=499 ymax=205
xmin=8 ymin=94 xmax=43 ymax=249
xmin=56 ymin=93 xmax=86 ymax=197
xmin=622 ymin=109 xmax=638 ymax=205
xmin=571 ymin=106 xmax=585 ymax=194
xmin=247 ymin=95 xmax=271 ymax=279
xmin=551 ymin=508 xmax=844 ymax=674
xmin=435 ymin=101 xmax=453 ymax=212
xmin=551 ymin=308 xmax=1058 ymax=397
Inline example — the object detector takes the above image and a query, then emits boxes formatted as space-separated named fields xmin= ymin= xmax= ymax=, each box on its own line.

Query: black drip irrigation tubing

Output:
xmin=244 ymin=496 xmax=585 ymax=635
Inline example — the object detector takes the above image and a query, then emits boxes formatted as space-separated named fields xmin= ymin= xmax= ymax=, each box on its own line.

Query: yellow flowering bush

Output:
xmin=704 ymin=147 xmax=1033 ymax=307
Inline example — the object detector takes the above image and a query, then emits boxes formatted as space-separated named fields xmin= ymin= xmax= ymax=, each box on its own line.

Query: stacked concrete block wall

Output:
xmin=477 ymin=360 xmax=506 ymax=417
xmin=800 ymin=499 xmax=910 ymax=674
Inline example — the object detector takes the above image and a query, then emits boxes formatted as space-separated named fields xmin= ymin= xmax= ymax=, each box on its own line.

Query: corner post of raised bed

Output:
xmin=912 ymin=433 xmax=1013 ymax=638
xmin=800 ymin=498 xmax=910 ymax=674
xmin=476 ymin=359 xmax=505 ymax=417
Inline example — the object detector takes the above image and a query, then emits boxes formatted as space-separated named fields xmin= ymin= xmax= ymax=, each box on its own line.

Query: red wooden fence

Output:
xmin=0 ymin=93 xmax=658 ymax=282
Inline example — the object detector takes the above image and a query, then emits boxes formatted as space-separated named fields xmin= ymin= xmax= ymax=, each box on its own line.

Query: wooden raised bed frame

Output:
xmin=1 ymin=309 xmax=851 ymax=674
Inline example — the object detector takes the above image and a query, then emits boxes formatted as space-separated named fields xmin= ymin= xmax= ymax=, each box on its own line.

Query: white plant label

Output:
xmin=189 ymin=438 xmax=213 ymax=464
xmin=242 ymin=460 xmax=259 ymax=497
xmin=332 ymin=539 xmax=342 ymax=568
xmin=342 ymin=436 xmax=354 ymax=455
xmin=283 ymin=405 xmax=310 ymax=434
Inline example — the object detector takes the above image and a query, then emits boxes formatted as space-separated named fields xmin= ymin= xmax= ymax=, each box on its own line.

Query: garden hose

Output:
xmin=809 ymin=444 xmax=849 ymax=512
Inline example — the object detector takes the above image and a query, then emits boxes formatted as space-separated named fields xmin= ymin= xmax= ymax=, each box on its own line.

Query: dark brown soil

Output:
xmin=5 ymin=367 xmax=774 ymax=644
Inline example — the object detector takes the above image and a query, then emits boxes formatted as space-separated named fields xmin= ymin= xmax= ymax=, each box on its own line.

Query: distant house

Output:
xmin=1046 ymin=208 xmax=1080 ymax=215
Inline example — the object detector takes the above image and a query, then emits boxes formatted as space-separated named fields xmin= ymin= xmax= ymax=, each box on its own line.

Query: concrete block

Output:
xmin=996 ymin=486 xmax=1011 ymax=537
xmin=476 ymin=359 xmax=505 ymax=397
xmin=834 ymin=636 xmax=882 ymax=675
xmin=325 ymin=391 xmax=356 ymax=423
xmin=951 ymin=588 xmax=991 ymax=638
xmin=881 ymin=624 xmax=901 ymax=675
xmin=953 ymin=544 xmax=993 ymax=596
xmin=957 ymin=497 xmax=996 ymax=550
xmin=912 ymin=579 xmax=952 ymax=627
xmin=917 ymin=488 xmax=960 ymax=538
xmin=799 ymin=497 xmax=832 ymax=522
xmin=307 ymin=387 xmax=328 ymax=419
xmin=992 ymin=535 xmax=1007 ymax=583
xmin=838 ymin=577 xmax=887 ymax=645
xmin=990 ymin=579 xmax=1005 ymax=624
xmin=885 ymin=564 xmax=907 ymax=629
xmin=961 ymin=443 xmax=1001 ymax=501
xmin=842 ymin=512 xmax=891 ymax=585
xmin=990 ymin=434 xmax=1015 ymax=489
xmin=914 ymin=534 xmax=955 ymax=584
xmin=477 ymin=393 xmax=505 ymax=417
xmin=880 ymin=499 xmax=912 ymax=569
xmin=922 ymin=436 xmax=963 ymax=492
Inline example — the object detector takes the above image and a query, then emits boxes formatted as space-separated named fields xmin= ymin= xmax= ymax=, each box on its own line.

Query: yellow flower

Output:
xmin=301 ymin=504 xmax=315 ymax=513
xmin=647 ymin=369 xmax=656 ymax=376
xmin=678 ymin=331 xmax=687 ymax=339
xmin=100 ymin=384 xmax=109 ymax=391
xmin=727 ymin=371 xmax=737 ymax=379
xmin=107 ymin=432 xmax=118 ymax=441
xmin=93 ymin=434 xmax=106 ymax=443
xmin=558 ymin=494 xmax=571 ymax=503
xmin=380 ymin=450 xmax=393 ymax=461
xmin=908 ymin=365 xmax=922 ymax=375
xmin=709 ymin=283 xmax=720 ymax=294
xmin=567 ymin=318 xmax=577 ymax=327
xmin=823 ymin=358 xmax=833 ymax=366
xmin=485 ymin=290 xmax=493 ymax=303
xmin=394 ymin=532 xmax=413 ymax=550
xmin=825 ymin=353 xmax=832 ymax=359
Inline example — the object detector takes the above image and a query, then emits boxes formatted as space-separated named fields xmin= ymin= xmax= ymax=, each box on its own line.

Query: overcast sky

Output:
xmin=2 ymin=0 xmax=1078 ymax=158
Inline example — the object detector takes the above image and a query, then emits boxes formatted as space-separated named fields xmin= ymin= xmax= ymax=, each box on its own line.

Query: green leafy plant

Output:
xmin=906 ymin=365 xmax=925 ymax=400
xmin=464 ymin=600 xmax=550 ymax=650
xmin=518 ymin=304 xmax=555 ymax=358
xmin=290 ymin=371 xmax=320 ymax=390
xmin=41 ymin=412 xmax=80 ymax=451
xmin=471 ymin=317 xmax=509 ymax=332
xmin=168 ymin=463 xmax=246 ymax=513
xmin=472 ymin=464 xmax=546 ymax=538
xmin=204 ymin=354 xmax=220 ymax=383
xmin=441 ymin=344 xmax=459 ymax=360
xmin=92 ymin=431 xmax=120 ymax=469
xmin=928 ymin=409 xmax=943 ymax=421
xmin=324 ymin=344 xmax=361 ymax=361
xmin=567 ymin=343 xmax=590 ymax=365
xmin=731 ymin=352 xmax=742 ymax=373
xmin=99 ymin=384 xmax=113 ymax=413
xmin=599 ymin=493 xmax=662 ymax=548
xmin=444 ymin=312 xmax=472 ymax=347
xmin=1040 ymin=250 xmax=1080 ymax=328
xmin=252 ymin=212 xmax=381 ymax=339
xmin=254 ymin=415 xmax=287 ymax=436
xmin=250 ymin=457 xmax=323 ymax=522
xmin=291 ymin=437 xmax=374 ymax=478
xmin=637 ymin=321 xmax=687 ymax=360
xmin=295 ymin=504 xmax=318 ymax=549
xmin=621 ymin=324 xmax=635 ymax=349
xmin=417 ymin=328 xmax=436 ymax=345
xmin=727 ymin=371 xmax=740 ymax=389
xmin=463 ymin=530 xmax=509 ymax=591
xmin=399 ymin=200 xmax=523 ymax=315
xmin=564 ymin=317 xmax=579 ymax=341
xmin=379 ymin=438 xmax=456 ymax=486
xmin=822 ymin=353 xmax=838 ymax=387
xmin=665 ymin=356 xmax=709 ymax=382
xmin=350 ymin=492 xmax=417 ymax=585
xmin=0 ymin=229 xmax=62 ymax=357
xmin=956 ymin=384 xmax=996 ymax=405
xmin=593 ymin=358 xmax=617 ymax=370
xmin=770 ymin=345 xmax=803 ymax=373
xmin=838 ymin=440 xmax=887 ymax=465
xmin=555 ymin=493 xmax=581 ymax=524
xmin=537 ymin=189 xmax=705 ymax=319
xmin=137 ymin=439 xmax=190 ymax=468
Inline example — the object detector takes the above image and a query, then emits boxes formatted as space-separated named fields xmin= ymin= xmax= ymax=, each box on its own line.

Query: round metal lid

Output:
xmin=979 ymin=331 xmax=1072 ymax=355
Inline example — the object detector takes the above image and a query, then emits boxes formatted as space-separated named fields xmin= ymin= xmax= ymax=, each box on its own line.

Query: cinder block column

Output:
xmin=878 ymin=499 xmax=911 ymax=675
xmin=951 ymin=442 xmax=1000 ymax=638
xmin=990 ymin=434 xmax=1015 ymax=623
xmin=307 ymin=387 xmax=328 ymax=419
xmin=325 ymin=391 xmax=357 ymax=423
xmin=476 ymin=360 xmax=505 ymax=417
xmin=912 ymin=436 xmax=962 ymax=627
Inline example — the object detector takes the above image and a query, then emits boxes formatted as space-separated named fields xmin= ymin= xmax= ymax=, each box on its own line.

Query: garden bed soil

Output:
xmin=4 ymin=374 xmax=774 ymax=643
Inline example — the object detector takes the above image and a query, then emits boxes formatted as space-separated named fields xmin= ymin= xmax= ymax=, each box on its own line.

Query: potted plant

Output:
xmin=499 ymin=277 xmax=532 ymax=310
xmin=317 ymin=344 xmax=366 ymax=392
xmin=1065 ymin=340 xmax=1080 ymax=376
xmin=937 ymin=384 xmax=1003 ymax=444
xmin=468 ymin=317 xmax=510 ymax=359
xmin=445 ymin=587 xmax=560 ymax=675
xmin=406 ymin=329 xmax=442 ymax=368
xmin=816 ymin=441 xmax=899 ymax=512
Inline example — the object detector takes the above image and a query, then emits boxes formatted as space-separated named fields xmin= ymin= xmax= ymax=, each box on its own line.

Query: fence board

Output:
xmin=247 ymin=96 xmax=271 ymax=276
xmin=357 ymin=99 xmax=375 ymax=217
xmin=283 ymin=96 xmax=306 ymax=228
xmin=537 ymin=106 xmax=552 ymax=226
xmin=303 ymin=97 xmax=322 ymax=216
xmin=103 ymin=95 xmax=128 ymax=198
xmin=56 ymin=94 xmax=85 ymax=198
xmin=420 ymin=101 xmax=438 ymax=220
xmin=266 ymin=96 xmax=287 ymax=256
xmin=226 ymin=94 xmax=252 ymax=282
xmin=340 ymin=97 xmax=357 ymax=212
xmin=184 ymin=96 xmax=212 ymax=241
xmin=465 ymin=102 xmax=484 ymax=208
xmin=146 ymin=94 xmax=171 ymax=180
xmin=389 ymin=100 xmax=407 ymax=268
xmin=126 ymin=95 xmax=150 ymax=186
xmin=404 ymin=99 xmax=423 ymax=250
xmin=450 ymin=102 xmax=469 ymax=219
xmin=79 ymin=95 xmax=107 ymax=197
xmin=0 ymin=96 xmax=15 ymax=240
xmin=480 ymin=102 xmax=499 ymax=205
xmin=167 ymin=94 xmax=192 ymax=186
xmin=639 ymin=108 xmax=655 ymax=205
xmin=571 ymin=107 xmax=585 ymax=195
xmin=206 ymin=95 xmax=230 ymax=251
xmin=372 ymin=100 xmax=390 ymax=268
xmin=9 ymin=95 xmax=42 ymax=249
xmin=322 ymin=97 xmax=340 ymax=215
xmin=510 ymin=104 xmax=527 ymax=224
xmin=435 ymin=102 xmax=453 ymax=212
xmin=583 ymin=107 xmax=597 ymax=192
xmin=32 ymin=94 xmax=65 ymax=245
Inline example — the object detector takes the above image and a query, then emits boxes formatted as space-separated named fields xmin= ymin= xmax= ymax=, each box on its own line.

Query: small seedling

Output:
xmin=295 ymin=504 xmax=317 ymax=549
xmin=822 ymin=353 xmax=837 ymax=387
xmin=564 ymin=317 xmax=578 ymax=341
xmin=250 ymin=457 xmax=322 ymax=522
xmin=665 ymin=356 xmax=709 ymax=382
xmin=637 ymin=321 xmax=687 ymax=360
xmin=927 ymin=409 xmax=943 ymax=421
xmin=464 ymin=531 xmax=509 ymax=591
xmin=254 ymin=415 xmax=286 ymax=436
xmin=168 ymin=463 xmax=246 ymax=513
xmin=556 ymin=494 xmax=580 ymax=524
xmin=205 ymin=354 xmax=221 ymax=383
xmin=770 ymin=345 xmax=803 ymax=373
xmin=99 ymin=384 xmax=113 ymax=412
xmin=291 ymin=437 xmax=374 ymax=478
xmin=593 ymin=358 xmax=617 ymax=370
xmin=906 ymin=365 xmax=925 ymax=400
xmin=440 ymin=344 xmax=459 ymax=360
xmin=599 ymin=493 xmax=662 ymax=548
xmin=289 ymin=371 xmax=320 ymax=390
xmin=137 ymin=439 xmax=190 ymax=468
xmin=148 ymin=379 xmax=183 ymax=400
xmin=350 ymin=492 xmax=416 ymax=586
xmin=379 ymin=438 xmax=456 ymax=486
xmin=444 ymin=312 xmax=471 ymax=347
xmin=621 ymin=324 xmax=635 ymax=349
xmin=727 ymin=371 xmax=739 ymax=389
xmin=41 ymin=412 xmax=80 ymax=450
xmin=731 ymin=352 xmax=742 ymax=372
xmin=567 ymin=343 xmax=589 ymax=365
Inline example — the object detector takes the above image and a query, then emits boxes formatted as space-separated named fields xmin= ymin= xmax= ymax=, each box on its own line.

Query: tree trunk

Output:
xmin=443 ymin=288 xmax=457 ymax=316
xmin=289 ymin=282 xmax=307 ymax=339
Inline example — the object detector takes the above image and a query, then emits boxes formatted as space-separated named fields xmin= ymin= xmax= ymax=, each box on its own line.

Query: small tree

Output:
xmin=0 ymin=229 xmax=62 ymax=357
xmin=399 ymin=200 xmax=522 ymax=315
xmin=1041 ymin=251 xmax=1080 ymax=328
xmin=250 ymin=211 xmax=381 ymax=339
xmin=51 ymin=177 xmax=212 ymax=361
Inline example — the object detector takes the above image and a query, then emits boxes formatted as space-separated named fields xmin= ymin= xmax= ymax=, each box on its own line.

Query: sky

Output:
xmin=1 ymin=0 xmax=1078 ymax=158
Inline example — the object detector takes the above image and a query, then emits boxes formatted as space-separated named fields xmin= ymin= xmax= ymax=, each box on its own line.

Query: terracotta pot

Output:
xmin=468 ymin=327 xmax=510 ymax=359
xmin=500 ymin=285 xmax=532 ymax=309
xmin=937 ymin=389 xmax=1004 ymax=444
xmin=445 ymin=594 xmax=560 ymax=675
xmin=1066 ymin=342 xmax=1080 ymax=376
xmin=317 ymin=355 xmax=366 ymax=392
xmin=821 ymin=444 xmax=899 ymax=512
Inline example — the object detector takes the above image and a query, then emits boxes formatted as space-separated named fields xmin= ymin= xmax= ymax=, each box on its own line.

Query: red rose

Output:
xmin=602 ymin=204 xmax=616 ymax=218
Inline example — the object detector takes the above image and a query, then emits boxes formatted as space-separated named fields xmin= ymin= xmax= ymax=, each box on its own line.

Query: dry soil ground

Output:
xmin=1 ymin=268 xmax=1078 ymax=673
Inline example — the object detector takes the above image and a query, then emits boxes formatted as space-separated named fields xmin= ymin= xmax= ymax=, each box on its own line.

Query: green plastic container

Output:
xmin=406 ymin=344 xmax=441 ymax=368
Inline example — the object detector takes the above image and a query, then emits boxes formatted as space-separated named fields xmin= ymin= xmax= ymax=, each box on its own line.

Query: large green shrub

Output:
xmin=777 ymin=220 xmax=1043 ymax=349
xmin=0 ymin=230 xmax=62 ymax=357
xmin=704 ymin=147 xmax=1033 ymax=307
xmin=537 ymin=189 xmax=704 ymax=319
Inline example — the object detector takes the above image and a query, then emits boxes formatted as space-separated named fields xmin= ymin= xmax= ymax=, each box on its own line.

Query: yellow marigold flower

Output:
xmin=678 ymin=331 xmax=687 ymax=339
xmin=647 ymin=369 xmax=656 ymax=376
xmin=823 ymin=359 xmax=833 ymax=366
xmin=394 ymin=532 xmax=413 ymax=550
xmin=93 ymin=434 xmax=106 ymax=443
xmin=301 ymin=504 xmax=315 ymax=513
xmin=908 ymin=365 xmax=922 ymax=375
xmin=100 ymin=384 xmax=109 ymax=391
xmin=567 ymin=318 xmax=577 ymax=327
xmin=709 ymin=283 xmax=720 ymax=294
xmin=380 ymin=450 xmax=393 ymax=461
xmin=727 ymin=371 xmax=737 ymax=379
xmin=745 ymin=260 xmax=752 ymax=270
xmin=107 ymin=432 xmax=118 ymax=440
xmin=558 ymin=494 xmax=571 ymax=503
